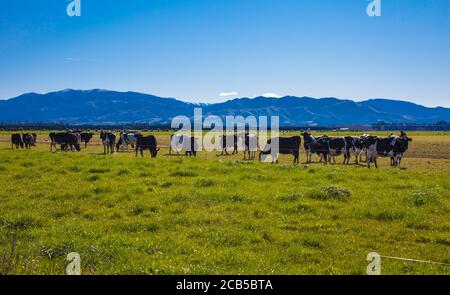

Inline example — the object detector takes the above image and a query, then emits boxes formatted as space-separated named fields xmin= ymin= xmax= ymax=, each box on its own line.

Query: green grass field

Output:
xmin=0 ymin=131 xmax=449 ymax=274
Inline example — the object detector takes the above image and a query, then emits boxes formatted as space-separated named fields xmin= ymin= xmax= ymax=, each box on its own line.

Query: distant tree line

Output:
xmin=371 ymin=121 xmax=450 ymax=131
xmin=1 ymin=121 xmax=449 ymax=131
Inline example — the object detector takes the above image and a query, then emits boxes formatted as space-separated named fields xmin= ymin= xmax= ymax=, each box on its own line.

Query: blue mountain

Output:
xmin=0 ymin=89 xmax=449 ymax=126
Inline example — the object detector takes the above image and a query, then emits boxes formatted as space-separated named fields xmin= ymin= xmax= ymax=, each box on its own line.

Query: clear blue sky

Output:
xmin=0 ymin=0 xmax=449 ymax=106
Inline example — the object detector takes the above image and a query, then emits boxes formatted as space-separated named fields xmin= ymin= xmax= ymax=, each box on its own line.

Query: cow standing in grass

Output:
xmin=116 ymin=132 xmax=140 ymax=152
xmin=332 ymin=136 xmax=356 ymax=165
xmin=80 ymin=132 xmax=93 ymax=148
xmin=100 ymin=132 xmax=116 ymax=154
xmin=50 ymin=132 xmax=81 ymax=152
xmin=259 ymin=136 xmax=301 ymax=164
xmin=22 ymin=133 xmax=36 ymax=149
xmin=135 ymin=135 xmax=160 ymax=158
xmin=365 ymin=131 xmax=412 ymax=168
xmin=301 ymin=132 xmax=329 ymax=164
xmin=351 ymin=135 xmax=368 ymax=164
xmin=11 ymin=134 xmax=23 ymax=149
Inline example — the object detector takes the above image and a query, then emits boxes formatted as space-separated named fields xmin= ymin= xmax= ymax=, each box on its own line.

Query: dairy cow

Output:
xmin=364 ymin=131 xmax=412 ymax=168
xmin=100 ymin=132 xmax=116 ymax=154
xmin=259 ymin=136 xmax=301 ymax=164
xmin=11 ymin=134 xmax=24 ymax=149
xmin=135 ymin=135 xmax=160 ymax=158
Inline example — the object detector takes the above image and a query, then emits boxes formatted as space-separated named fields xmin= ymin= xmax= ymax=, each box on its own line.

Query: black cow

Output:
xmin=22 ymin=133 xmax=36 ymax=149
xmin=100 ymin=132 xmax=116 ymax=154
xmin=259 ymin=136 xmax=301 ymax=164
xmin=49 ymin=132 xmax=81 ymax=152
xmin=80 ymin=132 xmax=93 ymax=148
xmin=135 ymin=135 xmax=160 ymax=158
xmin=11 ymin=134 xmax=23 ymax=149
xmin=365 ymin=132 xmax=412 ymax=168
xmin=301 ymin=132 xmax=329 ymax=163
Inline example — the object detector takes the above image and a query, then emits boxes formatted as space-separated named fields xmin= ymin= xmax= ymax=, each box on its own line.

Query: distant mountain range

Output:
xmin=0 ymin=89 xmax=449 ymax=126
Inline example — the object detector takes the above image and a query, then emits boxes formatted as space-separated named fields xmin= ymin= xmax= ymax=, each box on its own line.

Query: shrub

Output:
xmin=170 ymin=170 xmax=197 ymax=177
xmin=195 ymin=179 xmax=215 ymax=187
xmin=307 ymin=186 xmax=350 ymax=201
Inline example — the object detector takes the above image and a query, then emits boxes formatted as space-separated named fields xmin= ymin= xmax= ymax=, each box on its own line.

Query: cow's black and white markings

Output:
xmin=319 ymin=136 xmax=354 ymax=165
xmin=364 ymin=132 xmax=412 ymax=168
xmin=11 ymin=134 xmax=24 ymax=149
xmin=301 ymin=132 xmax=329 ymax=163
xmin=135 ymin=135 xmax=160 ymax=158
xmin=116 ymin=132 xmax=140 ymax=152
xmin=351 ymin=135 xmax=369 ymax=164
xmin=100 ymin=132 xmax=116 ymax=154
xmin=259 ymin=136 xmax=301 ymax=164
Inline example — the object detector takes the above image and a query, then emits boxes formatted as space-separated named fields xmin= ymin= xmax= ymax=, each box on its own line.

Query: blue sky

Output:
xmin=0 ymin=0 xmax=449 ymax=106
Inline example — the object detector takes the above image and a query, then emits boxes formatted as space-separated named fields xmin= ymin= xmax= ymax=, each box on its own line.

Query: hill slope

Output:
xmin=0 ymin=89 xmax=449 ymax=125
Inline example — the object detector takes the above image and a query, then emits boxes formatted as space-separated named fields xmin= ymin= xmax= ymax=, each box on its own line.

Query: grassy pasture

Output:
xmin=0 ymin=131 xmax=449 ymax=274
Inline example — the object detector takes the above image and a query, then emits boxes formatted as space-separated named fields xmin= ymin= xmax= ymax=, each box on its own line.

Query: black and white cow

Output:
xmin=11 ymin=134 xmax=24 ymax=149
xmin=135 ymin=135 xmax=160 ymax=158
xmin=80 ymin=132 xmax=93 ymax=148
xmin=50 ymin=132 xmax=81 ymax=152
xmin=116 ymin=132 xmax=140 ymax=152
xmin=259 ymin=136 xmax=301 ymax=164
xmin=100 ymin=132 xmax=116 ymax=154
xmin=301 ymin=132 xmax=329 ymax=163
xmin=351 ymin=135 xmax=369 ymax=164
xmin=364 ymin=132 xmax=412 ymax=168
xmin=324 ymin=136 xmax=355 ymax=164
xmin=22 ymin=133 xmax=36 ymax=149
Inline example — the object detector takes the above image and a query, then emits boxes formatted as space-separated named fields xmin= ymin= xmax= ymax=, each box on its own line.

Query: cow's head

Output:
xmin=151 ymin=147 xmax=161 ymax=158
xmin=395 ymin=136 xmax=412 ymax=151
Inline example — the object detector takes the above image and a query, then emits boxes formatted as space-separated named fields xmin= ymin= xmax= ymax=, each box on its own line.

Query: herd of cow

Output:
xmin=9 ymin=130 xmax=412 ymax=168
